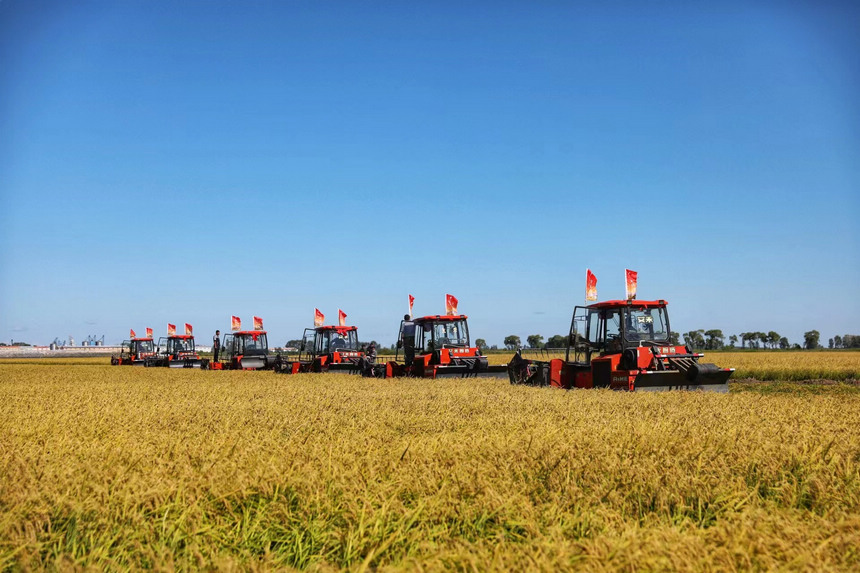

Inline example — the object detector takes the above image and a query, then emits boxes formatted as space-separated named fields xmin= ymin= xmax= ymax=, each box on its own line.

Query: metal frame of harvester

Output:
xmin=274 ymin=325 xmax=365 ymax=374
xmin=111 ymin=337 xmax=157 ymax=366
xmin=364 ymin=314 xmax=508 ymax=379
xmin=145 ymin=334 xmax=208 ymax=368
xmin=508 ymin=299 xmax=733 ymax=391
xmin=210 ymin=330 xmax=273 ymax=370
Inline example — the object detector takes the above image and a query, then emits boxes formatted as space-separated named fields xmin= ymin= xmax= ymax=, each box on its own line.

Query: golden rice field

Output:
xmin=2 ymin=359 xmax=860 ymax=570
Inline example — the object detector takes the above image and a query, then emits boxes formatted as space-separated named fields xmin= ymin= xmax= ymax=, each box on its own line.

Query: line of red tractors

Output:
xmin=112 ymin=298 xmax=733 ymax=392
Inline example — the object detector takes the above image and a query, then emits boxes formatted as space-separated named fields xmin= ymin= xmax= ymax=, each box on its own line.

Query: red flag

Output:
xmin=231 ymin=316 xmax=241 ymax=331
xmin=625 ymin=269 xmax=638 ymax=300
xmin=185 ymin=323 xmax=193 ymax=336
xmin=408 ymin=294 xmax=415 ymax=317
xmin=130 ymin=329 xmax=136 ymax=339
xmin=253 ymin=316 xmax=263 ymax=331
xmin=586 ymin=269 xmax=598 ymax=302
xmin=146 ymin=327 xmax=153 ymax=339
xmin=314 ymin=308 xmax=325 ymax=327
xmin=445 ymin=294 xmax=458 ymax=316
xmin=338 ymin=309 xmax=347 ymax=327
xmin=167 ymin=323 xmax=176 ymax=336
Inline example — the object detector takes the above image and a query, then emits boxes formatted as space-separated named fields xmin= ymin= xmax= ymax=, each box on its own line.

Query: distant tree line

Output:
xmin=829 ymin=335 xmax=860 ymax=349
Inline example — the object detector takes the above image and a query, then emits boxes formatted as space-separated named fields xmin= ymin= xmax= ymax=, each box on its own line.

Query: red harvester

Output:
xmin=508 ymin=299 xmax=733 ymax=391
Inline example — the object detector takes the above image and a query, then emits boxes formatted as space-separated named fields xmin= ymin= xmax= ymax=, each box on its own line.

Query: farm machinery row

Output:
xmin=111 ymin=325 xmax=208 ymax=369
xmin=272 ymin=314 xmax=508 ymax=379
xmin=113 ymin=290 xmax=733 ymax=392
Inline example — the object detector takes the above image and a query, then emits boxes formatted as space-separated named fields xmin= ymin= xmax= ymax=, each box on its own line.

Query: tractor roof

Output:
xmin=316 ymin=326 xmax=357 ymax=334
xmin=414 ymin=315 xmax=468 ymax=323
xmin=131 ymin=337 xmax=154 ymax=342
xmin=588 ymin=299 xmax=667 ymax=309
xmin=232 ymin=330 xmax=267 ymax=335
xmin=167 ymin=335 xmax=194 ymax=340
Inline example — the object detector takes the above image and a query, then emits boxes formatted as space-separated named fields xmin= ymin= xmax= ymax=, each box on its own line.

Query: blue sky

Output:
xmin=1 ymin=1 xmax=858 ymax=347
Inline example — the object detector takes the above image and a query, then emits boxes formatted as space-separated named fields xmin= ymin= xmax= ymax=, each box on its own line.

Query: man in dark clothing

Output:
xmin=213 ymin=330 xmax=221 ymax=362
xmin=401 ymin=314 xmax=416 ymax=367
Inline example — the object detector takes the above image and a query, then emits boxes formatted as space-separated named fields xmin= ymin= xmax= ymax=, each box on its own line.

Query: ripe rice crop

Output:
xmin=2 ymin=361 xmax=860 ymax=570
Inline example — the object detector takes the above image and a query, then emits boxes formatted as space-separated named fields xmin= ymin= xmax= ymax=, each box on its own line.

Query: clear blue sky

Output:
xmin=1 ymin=1 xmax=858 ymax=347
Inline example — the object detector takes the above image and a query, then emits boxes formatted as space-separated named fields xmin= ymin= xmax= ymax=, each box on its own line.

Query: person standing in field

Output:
xmin=213 ymin=330 xmax=221 ymax=362
xmin=401 ymin=314 xmax=416 ymax=367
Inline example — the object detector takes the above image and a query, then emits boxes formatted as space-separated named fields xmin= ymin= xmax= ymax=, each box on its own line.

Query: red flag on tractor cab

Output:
xmin=185 ymin=323 xmax=193 ymax=336
xmin=253 ymin=316 xmax=263 ymax=331
xmin=231 ymin=316 xmax=241 ymax=331
xmin=314 ymin=308 xmax=325 ymax=327
xmin=130 ymin=329 xmax=136 ymax=339
xmin=146 ymin=327 xmax=153 ymax=339
xmin=586 ymin=269 xmax=598 ymax=302
xmin=625 ymin=269 xmax=638 ymax=300
xmin=445 ymin=294 xmax=458 ymax=316
xmin=338 ymin=309 xmax=347 ymax=327
xmin=167 ymin=323 xmax=176 ymax=336
xmin=408 ymin=294 xmax=415 ymax=317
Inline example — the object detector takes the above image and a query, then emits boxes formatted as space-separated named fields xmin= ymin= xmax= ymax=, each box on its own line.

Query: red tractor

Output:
xmin=146 ymin=334 xmax=208 ymax=368
xmin=111 ymin=337 xmax=156 ymax=366
xmin=210 ymin=330 xmax=272 ymax=370
xmin=508 ymin=299 xmax=733 ymax=391
xmin=274 ymin=325 xmax=365 ymax=374
xmin=368 ymin=314 xmax=508 ymax=378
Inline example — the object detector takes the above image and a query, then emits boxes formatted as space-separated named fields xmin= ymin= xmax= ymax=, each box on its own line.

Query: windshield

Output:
xmin=134 ymin=340 xmax=154 ymax=354
xmin=238 ymin=332 xmax=268 ymax=354
xmin=624 ymin=307 xmax=669 ymax=343
xmin=328 ymin=330 xmax=358 ymax=352
xmin=168 ymin=337 xmax=194 ymax=354
xmin=419 ymin=319 xmax=469 ymax=351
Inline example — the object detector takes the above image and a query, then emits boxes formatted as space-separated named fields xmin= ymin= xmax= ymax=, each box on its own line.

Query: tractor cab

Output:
xmin=217 ymin=331 xmax=270 ymax=370
xmin=413 ymin=316 xmax=470 ymax=352
xmin=568 ymin=300 xmax=671 ymax=364
xmin=112 ymin=338 xmax=155 ymax=365
xmin=301 ymin=326 xmax=360 ymax=356
xmin=150 ymin=335 xmax=206 ymax=368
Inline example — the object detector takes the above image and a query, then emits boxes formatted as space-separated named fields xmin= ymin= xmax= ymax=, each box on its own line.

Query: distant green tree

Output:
xmin=834 ymin=335 xmax=843 ymax=348
xmin=803 ymin=330 xmax=820 ymax=350
xmin=475 ymin=338 xmax=487 ymax=351
xmin=728 ymin=334 xmax=738 ymax=348
xmin=704 ymin=329 xmax=724 ymax=350
xmin=828 ymin=338 xmax=834 ymax=349
xmin=779 ymin=337 xmax=790 ymax=349
xmin=526 ymin=334 xmax=544 ymax=348
xmin=546 ymin=334 xmax=568 ymax=348
xmin=767 ymin=331 xmax=781 ymax=349
xmin=504 ymin=335 xmax=521 ymax=350
xmin=683 ymin=330 xmax=705 ymax=350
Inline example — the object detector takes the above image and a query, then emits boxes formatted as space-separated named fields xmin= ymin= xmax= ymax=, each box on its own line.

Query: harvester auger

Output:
xmin=366 ymin=314 xmax=508 ymax=379
xmin=210 ymin=330 xmax=273 ymax=370
xmin=146 ymin=335 xmax=208 ymax=368
xmin=111 ymin=337 xmax=156 ymax=366
xmin=508 ymin=299 xmax=733 ymax=392
xmin=273 ymin=325 xmax=365 ymax=374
